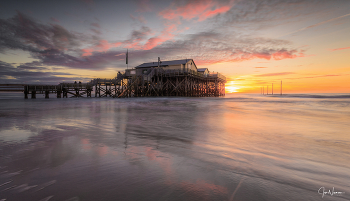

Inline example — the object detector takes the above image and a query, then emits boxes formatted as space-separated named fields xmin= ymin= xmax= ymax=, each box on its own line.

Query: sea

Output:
xmin=0 ymin=93 xmax=349 ymax=201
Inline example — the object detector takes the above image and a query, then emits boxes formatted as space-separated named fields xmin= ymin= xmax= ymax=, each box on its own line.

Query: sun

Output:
xmin=225 ymin=81 xmax=240 ymax=93
xmin=226 ymin=86 xmax=239 ymax=93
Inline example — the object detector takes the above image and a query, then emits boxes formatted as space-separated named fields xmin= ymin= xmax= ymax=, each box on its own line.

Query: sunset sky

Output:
xmin=0 ymin=0 xmax=349 ymax=93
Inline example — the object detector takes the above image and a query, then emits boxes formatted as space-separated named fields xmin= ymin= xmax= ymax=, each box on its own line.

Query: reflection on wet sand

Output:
xmin=0 ymin=94 xmax=349 ymax=200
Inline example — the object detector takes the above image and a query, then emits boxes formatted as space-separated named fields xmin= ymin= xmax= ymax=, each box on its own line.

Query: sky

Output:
xmin=0 ymin=0 xmax=349 ymax=93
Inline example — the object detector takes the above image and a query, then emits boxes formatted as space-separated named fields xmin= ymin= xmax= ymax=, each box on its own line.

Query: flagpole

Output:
xmin=126 ymin=49 xmax=128 ymax=69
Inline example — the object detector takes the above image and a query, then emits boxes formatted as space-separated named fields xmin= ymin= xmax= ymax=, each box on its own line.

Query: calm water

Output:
xmin=0 ymin=93 xmax=349 ymax=201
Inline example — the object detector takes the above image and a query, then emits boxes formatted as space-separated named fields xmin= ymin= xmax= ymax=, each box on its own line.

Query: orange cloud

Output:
xmin=285 ymin=74 xmax=346 ymax=80
xmin=159 ymin=0 xmax=232 ymax=22
xmin=330 ymin=46 xmax=350 ymax=51
xmin=255 ymin=72 xmax=295 ymax=77
xmin=81 ymin=26 xmax=154 ymax=55
xmin=124 ymin=42 xmax=142 ymax=50
xmin=139 ymin=1 xmax=233 ymax=51
xmin=82 ymin=40 xmax=121 ymax=56
xmin=272 ymin=49 xmax=305 ymax=60
xmin=143 ymin=24 xmax=176 ymax=50
xmin=143 ymin=37 xmax=164 ymax=50
xmin=199 ymin=5 xmax=231 ymax=21
xmin=193 ymin=49 xmax=305 ymax=65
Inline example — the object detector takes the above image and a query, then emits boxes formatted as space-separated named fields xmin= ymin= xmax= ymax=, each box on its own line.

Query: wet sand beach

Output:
xmin=0 ymin=93 xmax=349 ymax=201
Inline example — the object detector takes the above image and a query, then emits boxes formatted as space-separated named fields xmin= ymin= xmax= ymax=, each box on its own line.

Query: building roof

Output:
xmin=197 ymin=68 xmax=208 ymax=72
xmin=135 ymin=59 xmax=193 ymax=68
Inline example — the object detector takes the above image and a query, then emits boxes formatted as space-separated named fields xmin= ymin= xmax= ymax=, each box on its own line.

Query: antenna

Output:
xmin=280 ymin=80 xmax=282 ymax=96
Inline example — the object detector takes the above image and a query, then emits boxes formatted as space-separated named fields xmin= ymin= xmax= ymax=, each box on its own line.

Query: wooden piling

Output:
xmin=31 ymin=90 xmax=36 ymax=99
xmin=24 ymin=86 xmax=28 ymax=99
xmin=45 ymin=90 xmax=49 ymax=99
xmin=57 ymin=90 xmax=62 ymax=98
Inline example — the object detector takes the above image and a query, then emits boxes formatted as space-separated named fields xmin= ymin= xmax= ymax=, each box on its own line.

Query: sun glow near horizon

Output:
xmin=225 ymin=81 xmax=240 ymax=93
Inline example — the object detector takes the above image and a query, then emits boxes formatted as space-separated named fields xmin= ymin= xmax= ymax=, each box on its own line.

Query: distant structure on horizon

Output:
xmin=261 ymin=81 xmax=282 ymax=96
xmin=0 ymin=58 xmax=226 ymax=99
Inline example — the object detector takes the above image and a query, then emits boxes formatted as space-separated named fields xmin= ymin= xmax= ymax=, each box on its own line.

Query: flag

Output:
xmin=126 ymin=49 xmax=128 ymax=65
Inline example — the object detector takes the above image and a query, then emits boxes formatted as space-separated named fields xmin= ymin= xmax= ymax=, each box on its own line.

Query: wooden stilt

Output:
xmin=31 ymin=90 xmax=36 ymax=99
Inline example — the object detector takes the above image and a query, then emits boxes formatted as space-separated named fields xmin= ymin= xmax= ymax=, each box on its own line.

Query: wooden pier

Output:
xmin=23 ymin=83 xmax=93 ymax=99
xmin=0 ymin=59 xmax=226 ymax=99
xmin=0 ymin=83 xmax=93 ymax=99
xmin=120 ymin=68 xmax=225 ymax=97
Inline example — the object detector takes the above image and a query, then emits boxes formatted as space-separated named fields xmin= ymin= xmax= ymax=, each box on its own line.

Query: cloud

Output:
xmin=143 ymin=24 xmax=176 ymax=50
xmin=146 ymin=31 xmax=305 ymax=65
xmin=254 ymin=81 xmax=270 ymax=85
xmin=32 ymin=48 xmax=127 ymax=71
xmin=159 ymin=0 xmax=233 ymax=22
xmin=0 ymin=10 xmax=306 ymax=83
xmin=82 ymin=40 xmax=122 ymax=56
xmin=255 ymin=72 xmax=295 ymax=77
xmin=255 ymin=67 xmax=268 ymax=68
xmin=90 ymin=22 xmax=100 ymax=28
xmin=16 ymin=61 xmax=48 ymax=70
xmin=284 ymin=12 xmax=350 ymax=36
xmin=330 ymin=46 xmax=350 ymax=51
xmin=0 ymin=61 xmax=84 ymax=84
xmin=91 ymin=28 xmax=101 ymax=35
xmin=130 ymin=14 xmax=146 ymax=23
xmin=199 ymin=5 xmax=231 ymax=21
xmin=272 ymin=49 xmax=304 ymax=60
xmin=50 ymin=17 xmax=60 ymax=23
xmin=80 ymin=0 xmax=94 ymax=6
xmin=82 ymin=26 xmax=152 ymax=55
xmin=285 ymin=74 xmax=347 ymax=80
xmin=0 ymin=11 xmax=80 ymax=53
xmin=216 ymin=0 xmax=347 ymax=37
xmin=90 ymin=22 xmax=101 ymax=35
xmin=136 ymin=0 xmax=153 ymax=12
xmin=142 ymin=0 xmax=305 ymax=53
xmin=87 ymin=30 xmax=305 ymax=66
xmin=124 ymin=26 xmax=152 ymax=49
xmin=0 ymin=12 xmax=128 ymax=71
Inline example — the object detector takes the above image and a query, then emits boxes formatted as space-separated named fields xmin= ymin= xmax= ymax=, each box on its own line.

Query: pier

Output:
xmin=0 ymin=59 xmax=226 ymax=99
xmin=121 ymin=67 xmax=225 ymax=97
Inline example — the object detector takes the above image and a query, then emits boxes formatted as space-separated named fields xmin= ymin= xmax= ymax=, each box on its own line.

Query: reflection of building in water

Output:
xmin=114 ymin=106 xmax=129 ymax=149
xmin=121 ymin=100 xmax=200 ymax=150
